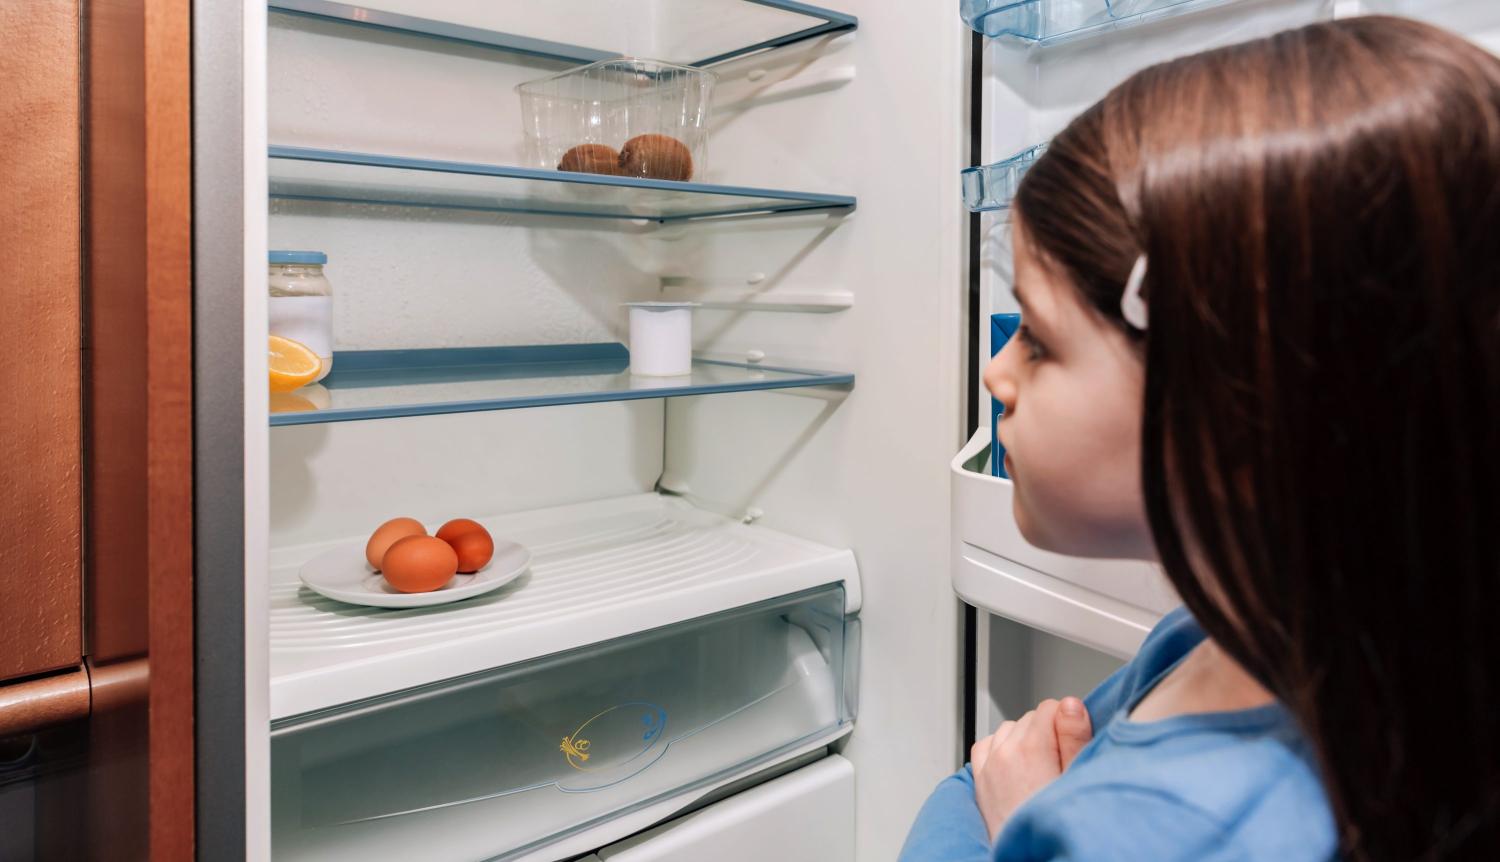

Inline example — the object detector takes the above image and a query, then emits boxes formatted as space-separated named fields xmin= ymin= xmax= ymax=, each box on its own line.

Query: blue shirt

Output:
xmin=899 ymin=609 xmax=1337 ymax=861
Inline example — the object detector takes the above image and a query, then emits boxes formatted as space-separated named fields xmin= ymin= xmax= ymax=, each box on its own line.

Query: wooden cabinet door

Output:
xmin=0 ymin=1 xmax=194 ymax=858
xmin=0 ymin=0 xmax=84 ymax=687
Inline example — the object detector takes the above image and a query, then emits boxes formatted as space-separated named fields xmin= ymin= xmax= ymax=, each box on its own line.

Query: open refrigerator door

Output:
xmin=955 ymin=0 xmax=1500 ymax=738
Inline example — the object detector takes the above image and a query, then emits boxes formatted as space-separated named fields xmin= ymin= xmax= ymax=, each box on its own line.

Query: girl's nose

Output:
xmin=983 ymin=339 xmax=1020 ymax=416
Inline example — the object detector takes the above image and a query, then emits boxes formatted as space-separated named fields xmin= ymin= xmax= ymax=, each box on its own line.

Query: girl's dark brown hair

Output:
xmin=1015 ymin=16 xmax=1500 ymax=860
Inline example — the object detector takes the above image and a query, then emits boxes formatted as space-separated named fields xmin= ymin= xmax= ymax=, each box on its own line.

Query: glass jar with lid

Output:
xmin=268 ymin=250 xmax=334 ymax=382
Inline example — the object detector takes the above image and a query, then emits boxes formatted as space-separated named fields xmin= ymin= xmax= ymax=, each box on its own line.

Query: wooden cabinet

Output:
xmin=0 ymin=1 xmax=194 ymax=857
xmin=0 ymin=0 xmax=84 ymax=686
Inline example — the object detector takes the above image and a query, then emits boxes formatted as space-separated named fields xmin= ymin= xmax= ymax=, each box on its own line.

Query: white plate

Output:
xmin=299 ymin=539 xmax=531 ymax=608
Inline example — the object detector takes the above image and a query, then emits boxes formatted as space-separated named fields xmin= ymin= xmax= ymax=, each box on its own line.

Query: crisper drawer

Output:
xmin=270 ymin=584 xmax=855 ymax=861
xmin=591 ymin=754 xmax=855 ymax=862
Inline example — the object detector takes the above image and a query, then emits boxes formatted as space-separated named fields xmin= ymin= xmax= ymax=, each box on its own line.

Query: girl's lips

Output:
xmin=1003 ymin=453 xmax=1016 ymax=477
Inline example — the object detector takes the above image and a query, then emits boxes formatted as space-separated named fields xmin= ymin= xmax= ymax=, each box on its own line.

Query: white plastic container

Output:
xmin=268 ymin=250 xmax=334 ymax=382
xmin=626 ymin=302 xmax=698 ymax=377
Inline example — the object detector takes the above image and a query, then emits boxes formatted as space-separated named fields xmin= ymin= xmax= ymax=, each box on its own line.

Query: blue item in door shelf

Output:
xmin=991 ymin=314 xmax=1021 ymax=477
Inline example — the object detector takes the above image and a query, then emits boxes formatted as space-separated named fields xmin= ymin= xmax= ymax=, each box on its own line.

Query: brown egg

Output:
xmin=619 ymin=134 xmax=693 ymax=181
xmin=381 ymin=535 xmax=458 ymax=593
xmin=558 ymin=143 xmax=623 ymax=175
xmin=366 ymin=517 xmax=427 ymax=570
xmin=436 ymin=518 xmax=495 ymax=574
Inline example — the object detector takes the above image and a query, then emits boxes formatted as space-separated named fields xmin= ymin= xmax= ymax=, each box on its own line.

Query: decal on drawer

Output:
xmin=558 ymin=701 xmax=669 ymax=790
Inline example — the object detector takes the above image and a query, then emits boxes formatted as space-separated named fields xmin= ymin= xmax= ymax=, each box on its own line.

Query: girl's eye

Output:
xmin=1018 ymin=325 xmax=1047 ymax=361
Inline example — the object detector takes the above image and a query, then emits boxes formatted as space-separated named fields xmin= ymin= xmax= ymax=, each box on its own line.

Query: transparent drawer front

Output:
xmin=271 ymin=585 xmax=853 ymax=861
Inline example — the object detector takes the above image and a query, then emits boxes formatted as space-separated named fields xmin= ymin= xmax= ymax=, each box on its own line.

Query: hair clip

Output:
xmin=1121 ymin=254 xmax=1149 ymax=331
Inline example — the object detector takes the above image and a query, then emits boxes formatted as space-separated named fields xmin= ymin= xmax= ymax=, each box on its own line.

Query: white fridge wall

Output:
xmin=268 ymin=11 xmax=561 ymax=165
xmin=267 ymin=402 xmax=664 ymax=546
xmin=1361 ymin=1 xmax=1500 ymax=54
xmin=659 ymin=3 xmax=968 ymax=860
xmin=979 ymin=614 xmax=1123 ymax=736
xmin=267 ymin=13 xmax=670 ymax=544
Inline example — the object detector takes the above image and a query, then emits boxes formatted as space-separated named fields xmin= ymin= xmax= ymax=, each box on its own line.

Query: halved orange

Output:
xmin=269 ymin=335 xmax=321 ymax=393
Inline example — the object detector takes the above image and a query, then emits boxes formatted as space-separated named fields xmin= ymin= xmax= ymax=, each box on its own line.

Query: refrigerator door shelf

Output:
xmin=962 ymin=143 xmax=1047 ymax=213
xmin=951 ymin=427 xmax=1177 ymax=658
xmin=269 ymin=0 xmax=858 ymax=69
xmin=269 ymin=492 xmax=861 ymax=719
xmin=271 ymin=585 xmax=855 ymax=861
xmin=962 ymin=0 xmax=1238 ymax=45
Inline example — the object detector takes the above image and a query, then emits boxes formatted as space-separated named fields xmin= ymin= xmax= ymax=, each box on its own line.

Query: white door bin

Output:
xmin=951 ymin=427 xmax=1178 ymax=658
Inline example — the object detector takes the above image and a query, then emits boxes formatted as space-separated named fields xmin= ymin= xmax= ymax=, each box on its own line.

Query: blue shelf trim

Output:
xmin=962 ymin=0 xmax=1235 ymax=45
xmin=269 ymin=145 xmax=857 ymax=223
xmin=325 ymin=343 xmax=631 ymax=385
xmin=962 ymin=142 xmax=1047 ymax=212
xmin=270 ymin=0 xmax=857 ymax=68
xmin=269 ymin=343 xmax=854 ymax=426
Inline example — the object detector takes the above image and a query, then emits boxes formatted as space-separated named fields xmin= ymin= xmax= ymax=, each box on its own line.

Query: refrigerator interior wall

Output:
xmin=977 ymin=614 xmax=1123 ymax=736
xmin=1361 ymin=0 xmax=1500 ymax=53
xmin=656 ymin=2 xmax=968 ymax=857
xmin=265 ymin=2 xmax=964 ymax=860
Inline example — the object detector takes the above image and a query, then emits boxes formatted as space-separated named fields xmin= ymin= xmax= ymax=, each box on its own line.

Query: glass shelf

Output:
xmin=269 ymin=0 xmax=858 ymax=68
xmin=268 ymin=343 xmax=854 ymax=426
xmin=962 ymin=143 xmax=1047 ymax=212
xmin=269 ymin=146 xmax=856 ymax=223
xmin=961 ymin=0 xmax=1235 ymax=45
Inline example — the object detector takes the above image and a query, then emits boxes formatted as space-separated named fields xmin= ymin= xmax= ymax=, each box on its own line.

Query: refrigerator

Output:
xmin=190 ymin=1 xmax=1500 ymax=859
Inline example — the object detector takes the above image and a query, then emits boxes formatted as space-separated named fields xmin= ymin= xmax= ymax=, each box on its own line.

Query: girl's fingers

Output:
xmin=1007 ymin=710 xmax=1036 ymax=751
xmin=973 ymin=720 xmax=1017 ymax=772
xmin=1024 ymin=700 xmax=1062 ymax=755
xmin=971 ymin=736 xmax=991 ymax=770
xmin=1055 ymin=697 xmax=1094 ymax=769
xmin=995 ymin=720 xmax=1017 ymax=744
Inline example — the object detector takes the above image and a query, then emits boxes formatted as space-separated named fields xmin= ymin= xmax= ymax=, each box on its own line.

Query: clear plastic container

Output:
xmin=516 ymin=58 xmax=717 ymax=182
xmin=270 ymin=584 xmax=854 ymax=861
xmin=268 ymin=250 xmax=334 ymax=383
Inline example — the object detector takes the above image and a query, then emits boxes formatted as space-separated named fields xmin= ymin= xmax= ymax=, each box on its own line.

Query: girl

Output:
xmin=903 ymin=15 xmax=1500 ymax=860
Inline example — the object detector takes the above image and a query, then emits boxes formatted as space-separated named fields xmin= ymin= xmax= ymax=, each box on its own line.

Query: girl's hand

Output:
xmin=970 ymin=697 xmax=1092 ymax=842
